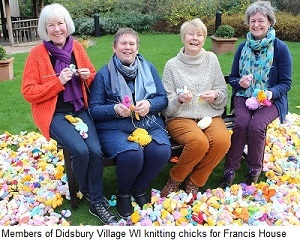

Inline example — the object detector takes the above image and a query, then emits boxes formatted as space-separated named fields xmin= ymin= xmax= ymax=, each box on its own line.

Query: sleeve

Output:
xmin=228 ymin=43 xmax=245 ymax=92
xmin=21 ymin=47 xmax=64 ymax=104
xmin=73 ymin=41 xmax=96 ymax=87
xmin=161 ymin=61 xmax=184 ymax=117
xmin=89 ymin=67 xmax=118 ymax=121
xmin=268 ymin=41 xmax=292 ymax=100
xmin=208 ymin=53 xmax=228 ymax=110
xmin=146 ymin=62 xmax=168 ymax=115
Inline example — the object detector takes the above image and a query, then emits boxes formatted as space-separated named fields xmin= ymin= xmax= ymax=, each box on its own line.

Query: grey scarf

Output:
xmin=108 ymin=54 xmax=156 ymax=104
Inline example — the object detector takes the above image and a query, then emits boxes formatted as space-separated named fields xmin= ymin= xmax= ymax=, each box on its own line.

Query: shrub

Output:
xmin=74 ymin=18 xmax=94 ymax=36
xmin=54 ymin=0 xmax=114 ymax=18
xmin=98 ymin=12 xmax=159 ymax=34
xmin=214 ymin=25 xmax=235 ymax=38
xmin=275 ymin=13 xmax=300 ymax=41
xmin=163 ymin=0 xmax=217 ymax=27
xmin=0 ymin=45 xmax=8 ymax=60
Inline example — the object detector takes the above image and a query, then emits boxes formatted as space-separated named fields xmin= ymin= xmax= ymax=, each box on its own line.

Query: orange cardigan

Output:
xmin=22 ymin=40 xmax=96 ymax=141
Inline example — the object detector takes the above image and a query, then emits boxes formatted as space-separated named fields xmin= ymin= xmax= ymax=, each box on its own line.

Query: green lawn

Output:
xmin=0 ymin=34 xmax=299 ymax=225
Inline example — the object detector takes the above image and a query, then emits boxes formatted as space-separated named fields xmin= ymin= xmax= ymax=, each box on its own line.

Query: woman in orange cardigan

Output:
xmin=21 ymin=3 xmax=117 ymax=225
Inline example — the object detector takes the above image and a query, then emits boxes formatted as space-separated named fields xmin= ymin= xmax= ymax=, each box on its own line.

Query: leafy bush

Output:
xmin=216 ymin=13 xmax=247 ymax=37
xmin=75 ymin=18 xmax=95 ymax=37
xmin=218 ymin=0 xmax=251 ymax=15
xmin=163 ymin=0 xmax=218 ymax=27
xmin=18 ymin=0 xmax=300 ymax=41
xmin=214 ymin=25 xmax=235 ymax=38
xmin=284 ymin=0 xmax=300 ymax=16
xmin=275 ymin=13 xmax=300 ymax=41
xmin=54 ymin=0 xmax=114 ymax=18
xmin=0 ymin=45 xmax=8 ymax=60
xmin=98 ymin=12 xmax=159 ymax=34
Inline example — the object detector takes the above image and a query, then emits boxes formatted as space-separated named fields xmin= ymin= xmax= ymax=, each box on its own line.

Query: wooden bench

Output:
xmin=59 ymin=75 xmax=235 ymax=208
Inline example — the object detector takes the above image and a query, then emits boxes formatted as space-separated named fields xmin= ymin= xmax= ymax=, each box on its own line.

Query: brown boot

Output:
xmin=185 ymin=179 xmax=198 ymax=196
xmin=160 ymin=177 xmax=181 ymax=197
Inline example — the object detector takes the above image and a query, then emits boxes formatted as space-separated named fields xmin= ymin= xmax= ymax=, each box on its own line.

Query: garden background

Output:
xmin=0 ymin=0 xmax=300 ymax=226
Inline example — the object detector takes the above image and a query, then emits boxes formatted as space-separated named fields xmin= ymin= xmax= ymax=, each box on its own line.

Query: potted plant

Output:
xmin=0 ymin=45 xmax=14 ymax=81
xmin=210 ymin=25 xmax=238 ymax=54
xmin=77 ymin=35 xmax=90 ymax=49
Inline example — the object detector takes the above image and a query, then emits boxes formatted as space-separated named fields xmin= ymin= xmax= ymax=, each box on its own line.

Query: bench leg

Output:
xmin=63 ymin=148 xmax=79 ymax=209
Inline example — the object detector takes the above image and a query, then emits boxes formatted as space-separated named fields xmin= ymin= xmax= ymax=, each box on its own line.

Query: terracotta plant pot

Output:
xmin=78 ymin=39 xmax=89 ymax=49
xmin=0 ymin=57 xmax=14 ymax=81
xmin=210 ymin=36 xmax=238 ymax=55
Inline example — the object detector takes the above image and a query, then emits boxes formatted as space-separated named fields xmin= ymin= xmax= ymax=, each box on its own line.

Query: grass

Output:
xmin=0 ymin=34 xmax=299 ymax=225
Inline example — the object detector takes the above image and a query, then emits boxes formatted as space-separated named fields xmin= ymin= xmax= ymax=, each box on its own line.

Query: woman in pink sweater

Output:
xmin=21 ymin=3 xmax=117 ymax=225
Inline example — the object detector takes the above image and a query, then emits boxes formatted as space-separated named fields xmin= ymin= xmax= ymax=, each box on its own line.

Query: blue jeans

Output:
xmin=50 ymin=109 xmax=104 ymax=204
xmin=225 ymin=96 xmax=278 ymax=171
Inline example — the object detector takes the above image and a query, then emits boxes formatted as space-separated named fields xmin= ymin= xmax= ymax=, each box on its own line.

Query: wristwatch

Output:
xmin=214 ymin=91 xmax=220 ymax=100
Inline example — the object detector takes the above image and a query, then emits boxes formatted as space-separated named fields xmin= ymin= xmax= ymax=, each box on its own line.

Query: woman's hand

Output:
xmin=200 ymin=90 xmax=218 ymax=103
xmin=114 ymin=103 xmax=131 ymax=117
xmin=178 ymin=91 xmax=193 ymax=104
xmin=77 ymin=68 xmax=90 ymax=80
xmin=134 ymin=100 xmax=151 ymax=117
xmin=59 ymin=67 xmax=73 ymax=85
xmin=239 ymin=74 xmax=253 ymax=89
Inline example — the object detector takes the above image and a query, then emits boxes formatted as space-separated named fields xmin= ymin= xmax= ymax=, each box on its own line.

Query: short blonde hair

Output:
xmin=37 ymin=3 xmax=75 ymax=41
xmin=180 ymin=18 xmax=207 ymax=42
xmin=244 ymin=0 xmax=276 ymax=26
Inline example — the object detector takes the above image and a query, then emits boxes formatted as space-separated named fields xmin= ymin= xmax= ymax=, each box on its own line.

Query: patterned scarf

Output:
xmin=236 ymin=27 xmax=275 ymax=97
xmin=108 ymin=54 xmax=157 ymax=104
xmin=43 ymin=36 xmax=84 ymax=111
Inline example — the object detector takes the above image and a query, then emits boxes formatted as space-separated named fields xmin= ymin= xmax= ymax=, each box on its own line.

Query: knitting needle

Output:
xmin=42 ymin=73 xmax=60 ymax=78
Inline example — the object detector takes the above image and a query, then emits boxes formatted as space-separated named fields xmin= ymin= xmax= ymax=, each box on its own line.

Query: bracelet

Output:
xmin=214 ymin=91 xmax=221 ymax=100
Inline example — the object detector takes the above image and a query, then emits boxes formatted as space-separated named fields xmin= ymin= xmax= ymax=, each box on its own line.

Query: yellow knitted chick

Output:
xmin=128 ymin=128 xmax=152 ymax=146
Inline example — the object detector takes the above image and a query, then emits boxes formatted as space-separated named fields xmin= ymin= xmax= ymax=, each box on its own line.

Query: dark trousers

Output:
xmin=225 ymin=96 xmax=278 ymax=171
xmin=50 ymin=109 xmax=104 ymax=204
xmin=116 ymin=141 xmax=171 ymax=193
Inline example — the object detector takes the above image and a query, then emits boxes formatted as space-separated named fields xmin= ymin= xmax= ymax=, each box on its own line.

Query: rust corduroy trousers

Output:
xmin=166 ymin=117 xmax=231 ymax=187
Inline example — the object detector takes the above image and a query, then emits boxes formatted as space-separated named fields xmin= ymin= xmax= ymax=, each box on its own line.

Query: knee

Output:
xmin=248 ymin=121 xmax=267 ymax=135
xmin=150 ymin=145 xmax=171 ymax=163
xmin=89 ymin=147 xmax=103 ymax=159
xmin=117 ymin=150 xmax=143 ymax=169
xmin=186 ymin=136 xmax=209 ymax=152
xmin=234 ymin=120 xmax=249 ymax=132
xmin=72 ymin=147 xmax=89 ymax=160
xmin=215 ymin=134 xmax=231 ymax=152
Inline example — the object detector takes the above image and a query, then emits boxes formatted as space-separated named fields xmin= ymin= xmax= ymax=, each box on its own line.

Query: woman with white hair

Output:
xmin=22 ymin=3 xmax=117 ymax=225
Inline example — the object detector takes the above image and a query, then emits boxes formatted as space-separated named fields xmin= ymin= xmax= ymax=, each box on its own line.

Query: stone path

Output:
xmin=3 ymin=40 xmax=42 ymax=54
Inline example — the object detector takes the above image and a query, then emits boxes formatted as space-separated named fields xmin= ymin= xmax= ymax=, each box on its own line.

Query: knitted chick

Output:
xmin=128 ymin=128 xmax=152 ymax=146
xmin=65 ymin=115 xmax=88 ymax=138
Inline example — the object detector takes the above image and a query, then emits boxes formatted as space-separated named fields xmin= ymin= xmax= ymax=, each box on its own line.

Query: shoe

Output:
xmin=245 ymin=169 xmax=261 ymax=185
xmin=89 ymin=201 xmax=118 ymax=225
xmin=116 ymin=193 xmax=133 ymax=218
xmin=219 ymin=170 xmax=235 ymax=189
xmin=185 ymin=179 xmax=198 ymax=196
xmin=83 ymin=193 xmax=110 ymax=209
xmin=133 ymin=189 xmax=150 ymax=208
xmin=160 ymin=177 xmax=181 ymax=198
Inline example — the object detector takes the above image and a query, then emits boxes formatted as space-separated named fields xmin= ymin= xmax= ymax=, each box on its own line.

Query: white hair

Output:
xmin=37 ymin=3 xmax=75 ymax=41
